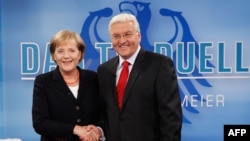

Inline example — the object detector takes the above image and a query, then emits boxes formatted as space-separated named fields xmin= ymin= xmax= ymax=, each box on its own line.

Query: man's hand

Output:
xmin=73 ymin=125 xmax=101 ymax=141
xmin=86 ymin=125 xmax=101 ymax=140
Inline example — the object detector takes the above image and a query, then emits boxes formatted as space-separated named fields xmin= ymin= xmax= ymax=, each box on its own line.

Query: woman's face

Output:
xmin=110 ymin=21 xmax=141 ymax=60
xmin=53 ymin=39 xmax=82 ymax=73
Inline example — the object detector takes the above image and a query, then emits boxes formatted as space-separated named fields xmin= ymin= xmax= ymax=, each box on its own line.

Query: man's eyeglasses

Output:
xmin=111 ymin=32 xmax=137 ymax=40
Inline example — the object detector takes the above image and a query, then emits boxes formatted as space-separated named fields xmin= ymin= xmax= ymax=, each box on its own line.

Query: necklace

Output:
xmin=65 ymin=71 xmax=79 ymax=85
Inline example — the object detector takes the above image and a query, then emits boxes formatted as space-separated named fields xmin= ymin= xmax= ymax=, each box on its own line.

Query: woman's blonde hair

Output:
xmin=50 ymin=30 xmax=85 ymax=62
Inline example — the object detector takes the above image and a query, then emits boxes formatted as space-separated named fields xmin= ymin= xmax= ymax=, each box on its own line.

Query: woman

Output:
xmin=32 ymin=30 xmax=102 ymax=141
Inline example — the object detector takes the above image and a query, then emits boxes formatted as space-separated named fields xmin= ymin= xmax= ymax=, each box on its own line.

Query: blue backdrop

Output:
xmin=1 ymin=0 xmax=250 ymax=140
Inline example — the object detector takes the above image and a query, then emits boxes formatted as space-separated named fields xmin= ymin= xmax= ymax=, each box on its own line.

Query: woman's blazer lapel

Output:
xmin=52 ymin=68 xmax=77 ymax=102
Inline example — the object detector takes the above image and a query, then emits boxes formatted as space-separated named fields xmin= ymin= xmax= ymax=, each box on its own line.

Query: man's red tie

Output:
xmin=116 ymin=61 xmax=129 ymax=109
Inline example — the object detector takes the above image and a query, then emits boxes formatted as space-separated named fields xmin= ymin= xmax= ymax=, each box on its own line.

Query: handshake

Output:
xmin=73 ymin=125 xmax=105 ymax=141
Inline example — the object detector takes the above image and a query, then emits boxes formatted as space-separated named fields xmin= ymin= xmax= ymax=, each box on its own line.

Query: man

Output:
xmin=97 ymin=13 xmax=182 ymax=141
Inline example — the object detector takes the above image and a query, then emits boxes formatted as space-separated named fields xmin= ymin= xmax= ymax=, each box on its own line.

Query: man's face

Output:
xmin=110 ymin=21 xmax=141 ymax=60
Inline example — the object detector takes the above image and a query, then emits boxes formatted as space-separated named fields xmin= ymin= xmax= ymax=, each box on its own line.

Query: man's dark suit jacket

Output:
xmin=32 ymin=67 xmax=100 ymax=141
xmin=97 ymin=48 xmax=182 ymax=141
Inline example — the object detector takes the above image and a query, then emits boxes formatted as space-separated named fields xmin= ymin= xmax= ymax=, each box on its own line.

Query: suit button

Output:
xmin=76 ymin=118 xmax=81 ymax=123
xmin=76 ymin=106 xmax=80 ymax=110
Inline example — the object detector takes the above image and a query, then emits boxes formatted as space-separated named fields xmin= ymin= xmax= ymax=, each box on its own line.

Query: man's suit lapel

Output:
xmin=121 ymin=48 xmax=146 ymax=111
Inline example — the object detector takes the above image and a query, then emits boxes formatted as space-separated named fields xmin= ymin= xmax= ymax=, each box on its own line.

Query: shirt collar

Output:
xmin=118 ymin=45 xmax=141 ymax=68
